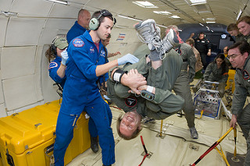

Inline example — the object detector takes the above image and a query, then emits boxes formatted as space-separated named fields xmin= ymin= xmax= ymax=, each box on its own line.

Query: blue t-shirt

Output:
xmin=66 ymin=21 xmax=87 ymax=43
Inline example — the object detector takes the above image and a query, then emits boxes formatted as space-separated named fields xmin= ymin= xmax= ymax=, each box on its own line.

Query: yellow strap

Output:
xmin=215 ymin=146 xmax=230 ymax=166
xmin=197 ymin=110 xmax=204 ymax=119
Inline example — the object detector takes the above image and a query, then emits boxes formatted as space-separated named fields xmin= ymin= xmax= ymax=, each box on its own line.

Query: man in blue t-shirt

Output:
xmin=66 ymin=9 xmax=91 ymax=43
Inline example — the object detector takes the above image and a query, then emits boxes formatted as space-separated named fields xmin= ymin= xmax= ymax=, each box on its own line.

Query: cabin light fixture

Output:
xmin=199 ymin=23 xmax=204 ymax=26
xmin=189 ymin=0 xmax=207 ymax=5
xmin=206 ymin=21 xmax=216 ymax=24
xmin=206 ymin=18 xmax=215 ymax=21
xmin=153 ymin=11 xmax=171 ymax=15
xmin=206 ymin=18 xmax=216 ymax=23
xmin=132 ymin=1 xmax=158 ymax=8
xmin=236 ymin=9 xmax=242 ymax=20
xmin=0 ymin=11 xmax=17 ymax=17
xmin=117 ymin=14 xmax=167 ymax=28
xmin=170 ymin=15 xmax=180 ymax=19
xmin=46 ymin=0 xmax=68 ymax=5
xmin=117 ymin=14 xmax=141 ymax=22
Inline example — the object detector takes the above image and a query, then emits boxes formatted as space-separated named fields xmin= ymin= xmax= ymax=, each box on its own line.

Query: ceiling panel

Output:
xmin=11 ymin=0 xmax=52 ymax=17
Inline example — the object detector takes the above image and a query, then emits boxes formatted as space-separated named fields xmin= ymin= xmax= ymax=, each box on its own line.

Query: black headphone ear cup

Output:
xmin=51 ymin=44 xmax=57 ymax=56
xmin=89 ymin=17 xmax=99 ymax=30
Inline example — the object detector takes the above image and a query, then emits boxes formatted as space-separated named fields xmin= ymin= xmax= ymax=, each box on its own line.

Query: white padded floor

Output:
xmin=66 ymin=103 xmax=246 ymax=166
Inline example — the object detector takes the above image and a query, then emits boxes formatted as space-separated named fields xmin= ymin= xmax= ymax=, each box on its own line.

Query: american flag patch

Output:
xmin=116 ymin=33 xmax=126 ymax=41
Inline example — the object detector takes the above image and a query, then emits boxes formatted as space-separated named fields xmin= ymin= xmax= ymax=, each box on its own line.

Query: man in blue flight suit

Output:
xmin=53 ymin=9 xmax=143 ymax=166
xmin=66 ymin=8 xmax=101 ymax=154
xmin=66 ymin=9 xmax=91 ymax=43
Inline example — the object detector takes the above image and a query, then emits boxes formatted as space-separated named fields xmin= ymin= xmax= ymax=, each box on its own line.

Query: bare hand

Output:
xmin=115 ymin=51 xmax=121 ymax=55
xmin=138 ymin=85 xmax=147 ymax=91
xmin=121 ymin=69 xmax=147 ymax=94
xmin=207 ymin=51 xmax=211 ymax=56
xmin=230 ymin=114 xmax=237 ymax=128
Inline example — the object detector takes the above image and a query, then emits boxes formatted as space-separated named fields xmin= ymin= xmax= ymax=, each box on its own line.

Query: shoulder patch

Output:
xmin=175 ymin=47 xmax=182 ymax=55
xmin=125 ymin=96 xmax=137 ymax=107
xmin=49 ymin=62 xmax=58 ymax=69
xmin=243 ymin=70 xmax=250 ymax=80
xmin=73 ymin=38 xmax=84 ymax=47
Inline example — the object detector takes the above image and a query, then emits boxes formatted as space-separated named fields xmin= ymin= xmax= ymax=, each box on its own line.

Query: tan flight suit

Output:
xmin=193 ymin=47 xmax=203 ymax=72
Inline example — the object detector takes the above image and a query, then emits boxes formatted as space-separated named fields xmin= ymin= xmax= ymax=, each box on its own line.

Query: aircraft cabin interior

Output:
xmin=0 ymin=0 xmax=250 ymax=166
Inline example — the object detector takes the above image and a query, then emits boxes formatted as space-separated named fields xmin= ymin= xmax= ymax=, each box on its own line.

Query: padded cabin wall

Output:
xmin=104 ymin=15 xmax=144 ymax=62
xmin=0 ymin=15 xmax=7 ymax=117
xmin=0 ymin=0 xmax=77 ymax=117
xmin=107 ymin=23 xmax=142 ymax=61
xmin=0 ymin=0 xmax=10 ymax=117
xmin=0 ymin=0 xmax=50 ymax=117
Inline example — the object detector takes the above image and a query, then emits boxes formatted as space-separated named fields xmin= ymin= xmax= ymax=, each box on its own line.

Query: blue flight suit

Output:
xmin=48 ymin=56 xmax=66 ymax=88
xmin=53 ymin=31 xmax=114 ymax=166
xmin=66 ymin=20 xmax=102 ymax=153
xmin=66 ymin=21 xmax=87 ymax=43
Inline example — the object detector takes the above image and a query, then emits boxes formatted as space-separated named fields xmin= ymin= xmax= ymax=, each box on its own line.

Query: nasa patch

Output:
xmin=100 ymin=50 xmax=106 ymax=58
xmin=49 ymin=62 xmax=58 ymax=69
xmin=125 ymin=96 xmax=137 ymax=107
xmin=73 ymin=38 xmax=84 ymax=47
xmin=90 ymin=46 xmax=95 ymax=53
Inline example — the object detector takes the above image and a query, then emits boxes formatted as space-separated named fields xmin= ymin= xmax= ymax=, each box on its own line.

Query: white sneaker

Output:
xmin=190 ymin=127 xmax=199 ymax=139
xmin=161 ymin=28 xmax=179 ymax=55
xmin=135 ymin=19 xmax=161 ymax=51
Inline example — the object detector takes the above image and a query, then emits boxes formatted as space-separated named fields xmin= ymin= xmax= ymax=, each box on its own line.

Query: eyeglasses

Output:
xmin=227 ymin=54 xmax=240 ymax=59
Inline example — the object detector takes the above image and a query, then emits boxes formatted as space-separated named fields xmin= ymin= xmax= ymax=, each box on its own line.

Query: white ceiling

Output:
xmin=0 ymin=0 xmax=248 ymax=47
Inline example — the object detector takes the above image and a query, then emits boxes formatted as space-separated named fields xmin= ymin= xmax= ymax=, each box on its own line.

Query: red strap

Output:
xmin=138 ymin=136 xmax=149 ymax=166
xmin=138 ymin=154 xmax=148 ymax=166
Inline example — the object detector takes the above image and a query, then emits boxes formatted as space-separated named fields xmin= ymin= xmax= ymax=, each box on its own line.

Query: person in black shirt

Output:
xmin=194 ymin=32 xmax=212 ymax=71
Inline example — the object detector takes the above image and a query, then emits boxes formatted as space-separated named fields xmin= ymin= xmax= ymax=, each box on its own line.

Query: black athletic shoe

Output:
xmin=90 ymin=136 xmax=99 ymax=153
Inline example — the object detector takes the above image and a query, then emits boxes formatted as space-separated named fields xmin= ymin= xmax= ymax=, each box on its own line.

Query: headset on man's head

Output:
xmin=51 ymin=37 xmax=58 ymax=56
xmin=89 ymin=9 xmax=116 ymax=31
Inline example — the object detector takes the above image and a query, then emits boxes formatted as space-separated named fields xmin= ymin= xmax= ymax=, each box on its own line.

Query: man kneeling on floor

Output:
xmin=107 ymin=19 xmax=185 ymax=140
